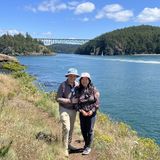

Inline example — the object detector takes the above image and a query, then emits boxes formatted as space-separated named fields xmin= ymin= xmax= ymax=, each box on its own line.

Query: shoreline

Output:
xmin=132 ymin=53 xmax=160 ymax=56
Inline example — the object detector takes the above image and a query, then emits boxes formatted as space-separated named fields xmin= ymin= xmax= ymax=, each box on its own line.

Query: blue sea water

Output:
xmin=17 ymin=54 xmax=160 ymax=144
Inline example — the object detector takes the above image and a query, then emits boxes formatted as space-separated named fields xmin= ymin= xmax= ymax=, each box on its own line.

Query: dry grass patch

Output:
xmin=0 ymin=74 xmax=67 ymax=160
xmin=0 ymin=96 xmax=65 ymax=160
xmin=0 ymin=74 xmax=20 ymax=98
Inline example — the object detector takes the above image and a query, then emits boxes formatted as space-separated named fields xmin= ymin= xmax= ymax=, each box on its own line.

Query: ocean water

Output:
xmin=17 ymin=54 xmax=160 ymax=144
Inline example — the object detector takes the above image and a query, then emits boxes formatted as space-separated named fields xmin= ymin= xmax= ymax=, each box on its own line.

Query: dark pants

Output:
xmin=79 ymin=112 xmax=96 ymax=148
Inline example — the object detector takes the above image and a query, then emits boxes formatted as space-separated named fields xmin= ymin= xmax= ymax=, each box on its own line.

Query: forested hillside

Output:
xmin=75 ymin=25 xmax=160 ymax=55
xmin=0 ymin=33 xmax=51 ymax=55
xmin=48 ymin=44 xmax=80 ymax=53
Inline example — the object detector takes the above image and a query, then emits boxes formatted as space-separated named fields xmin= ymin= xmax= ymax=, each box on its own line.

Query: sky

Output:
xmin=0 ymin=0 xmax=160 ymax=39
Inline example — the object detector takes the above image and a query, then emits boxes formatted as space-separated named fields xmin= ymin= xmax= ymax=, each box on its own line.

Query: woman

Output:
xmin=73 ymin=72 xmax=100 ymax=155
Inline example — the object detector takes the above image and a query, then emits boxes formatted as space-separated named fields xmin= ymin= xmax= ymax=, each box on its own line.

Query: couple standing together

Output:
xmin=56 ymin=68 xmax=100 ymax=157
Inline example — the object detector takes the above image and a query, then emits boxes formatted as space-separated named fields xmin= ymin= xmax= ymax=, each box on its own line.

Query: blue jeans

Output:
xmin=79 ymin=112 xmax=96 ymax=148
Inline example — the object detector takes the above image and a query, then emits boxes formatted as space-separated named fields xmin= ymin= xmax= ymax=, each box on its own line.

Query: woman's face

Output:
xmin=81 ymin=77 xmax=90 ymax=87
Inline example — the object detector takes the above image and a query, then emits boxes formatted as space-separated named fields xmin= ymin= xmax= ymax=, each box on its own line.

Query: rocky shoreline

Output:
xmin=0 ymin=54 xmax=18 ymax=74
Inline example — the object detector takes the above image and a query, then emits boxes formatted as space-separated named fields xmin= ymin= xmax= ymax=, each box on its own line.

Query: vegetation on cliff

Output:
xmin=75 ymin=25 xmax=160 ymax=55
xmin=48 ymin=43 xmax=80 ymax=53
xmin=0 ymin=54 xmax=23 ymax=74
xmin=0 ymin=63 xmax=160 ymax=160
xmin=0 ymin=33 xmax=51 ymax=55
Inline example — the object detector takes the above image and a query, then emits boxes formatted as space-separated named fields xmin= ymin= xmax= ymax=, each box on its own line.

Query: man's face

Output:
xmin=67 ymin=74 xmax=77 ymax=83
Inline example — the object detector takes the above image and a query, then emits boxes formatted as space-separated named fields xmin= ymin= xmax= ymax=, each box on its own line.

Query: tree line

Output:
xmin=75 ymin=25 xmax=160 ymax=55
xmin=0 ymin=33 xmax=51 ymax=55
xmin=48 ymin=44 xmax=80 ymax=54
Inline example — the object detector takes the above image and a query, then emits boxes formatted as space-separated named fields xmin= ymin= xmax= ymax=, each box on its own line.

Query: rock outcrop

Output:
xmin=0 ymin=53 xmax=18 ymax=62
xmin=0 ymin=54 xmax=19 ymax=74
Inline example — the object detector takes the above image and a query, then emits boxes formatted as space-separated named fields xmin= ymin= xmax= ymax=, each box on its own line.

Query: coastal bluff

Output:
xmin=0 ymin=53 xmax=18 ymax=63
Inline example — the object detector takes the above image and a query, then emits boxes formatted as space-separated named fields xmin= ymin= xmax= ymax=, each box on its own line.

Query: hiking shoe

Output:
xmin=68 ymin=144 xmax=77 ymax=151
xmin=82 ymin=147 xmax=91 ymax=155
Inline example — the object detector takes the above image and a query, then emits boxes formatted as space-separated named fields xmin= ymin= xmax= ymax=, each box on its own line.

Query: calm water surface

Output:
xmin=18 ymin=54 xmax=160 ymax=144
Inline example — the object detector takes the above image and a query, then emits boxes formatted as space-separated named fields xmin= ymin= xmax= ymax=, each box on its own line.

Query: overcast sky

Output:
xmin=0 ymin=0 xmax=160 ymax=39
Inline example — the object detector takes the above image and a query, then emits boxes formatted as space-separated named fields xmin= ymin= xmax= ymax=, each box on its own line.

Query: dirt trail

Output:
xmin=68 ymin=135 xmax=98 ymax=160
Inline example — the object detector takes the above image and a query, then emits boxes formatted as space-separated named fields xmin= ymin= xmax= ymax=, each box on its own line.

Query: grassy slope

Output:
xmin=0 ymin=73 xmax=160 ymax=160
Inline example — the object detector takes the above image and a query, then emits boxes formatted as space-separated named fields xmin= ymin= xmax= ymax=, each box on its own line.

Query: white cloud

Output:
xmin=137 ymin=7 xmax=160 ymax=23
xmin=67 ymin=1 xmax=79 ymax=10
xmin=41 ymin=31 xmax=53 ymax=37
xmin=107 ymin=10 xmax=133 ymax=22
xmin=102 ymin=4 xmax=123 ymax=13
xmin=74 ymin=2 xmax=95 ymax=15
xmin=30 ymin=31 xmax=53 ymax=38
xmin=0 ymin=29 xmax=54 ymax=38
xmin=95 ymin=4 xmax=133 ymax=22
xmin=25 ymin=0 xmax=68 ymax=13
xmin=0 ymin=29 xmax=24 ymax=36
xmin=37 ymin=0 xmax=67 ymax=12
xmin=25 ymin=1 xmax=95 ymax=16
xmin=25 ymin=0 xmax=79 ymax=13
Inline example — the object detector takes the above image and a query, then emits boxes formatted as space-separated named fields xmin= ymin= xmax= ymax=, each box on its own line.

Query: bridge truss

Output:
xmin=36 ymin=38 xmax=90 ymax=45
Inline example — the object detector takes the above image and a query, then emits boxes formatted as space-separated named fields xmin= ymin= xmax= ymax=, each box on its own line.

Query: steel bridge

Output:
xmin=36 ymin=38 xmax=90 ymax=45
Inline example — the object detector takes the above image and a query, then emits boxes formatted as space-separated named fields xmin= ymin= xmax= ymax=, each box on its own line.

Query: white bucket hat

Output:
xmin=80 ymin=72 xmax=91 ymax=80
xmin=65 ymin=68 xmax=79 ymax=77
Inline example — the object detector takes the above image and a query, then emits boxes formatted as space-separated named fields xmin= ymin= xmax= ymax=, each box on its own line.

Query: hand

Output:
xmin=79 ymin=109 xmax=88 ymax=116
xmin=63 ymin=98 xmax=71 ymax=104
xmin=87 ymin=110 xmax=93 ymax=116
xmin=57 ymin=98 xmax=71 ymax=104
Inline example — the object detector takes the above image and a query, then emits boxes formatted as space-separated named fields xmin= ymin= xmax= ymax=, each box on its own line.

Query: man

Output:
xmin=56 ymin=68 xmax=79 ymax=157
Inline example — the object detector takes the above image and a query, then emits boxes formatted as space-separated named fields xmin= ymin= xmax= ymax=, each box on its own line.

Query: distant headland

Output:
xmin=0 ymin=33 xmax=53 ymax=56
xmin=75 ymin=25 xmax=160 ymax=56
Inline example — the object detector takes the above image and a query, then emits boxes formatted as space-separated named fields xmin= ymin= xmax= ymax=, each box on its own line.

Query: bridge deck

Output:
xmin=36 ymin=38 xmax=90 ymax=45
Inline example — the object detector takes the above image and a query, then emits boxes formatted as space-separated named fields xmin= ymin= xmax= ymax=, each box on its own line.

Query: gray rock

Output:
xmin=0 ymin=53 xmax=18 ymax=62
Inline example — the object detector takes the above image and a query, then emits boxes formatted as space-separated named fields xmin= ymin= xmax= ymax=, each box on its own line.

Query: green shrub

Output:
xmin=2 ymin=62 xmax=26 ymax=72
xmin=12 ymin=71 xmax=37 ymax=94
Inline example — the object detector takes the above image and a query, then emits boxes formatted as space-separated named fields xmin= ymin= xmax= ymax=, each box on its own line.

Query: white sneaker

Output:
xmin=68 ymin=144 xmax=77 ymax=151
xmin=82 ymin=147 xmax=91 ymax=155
